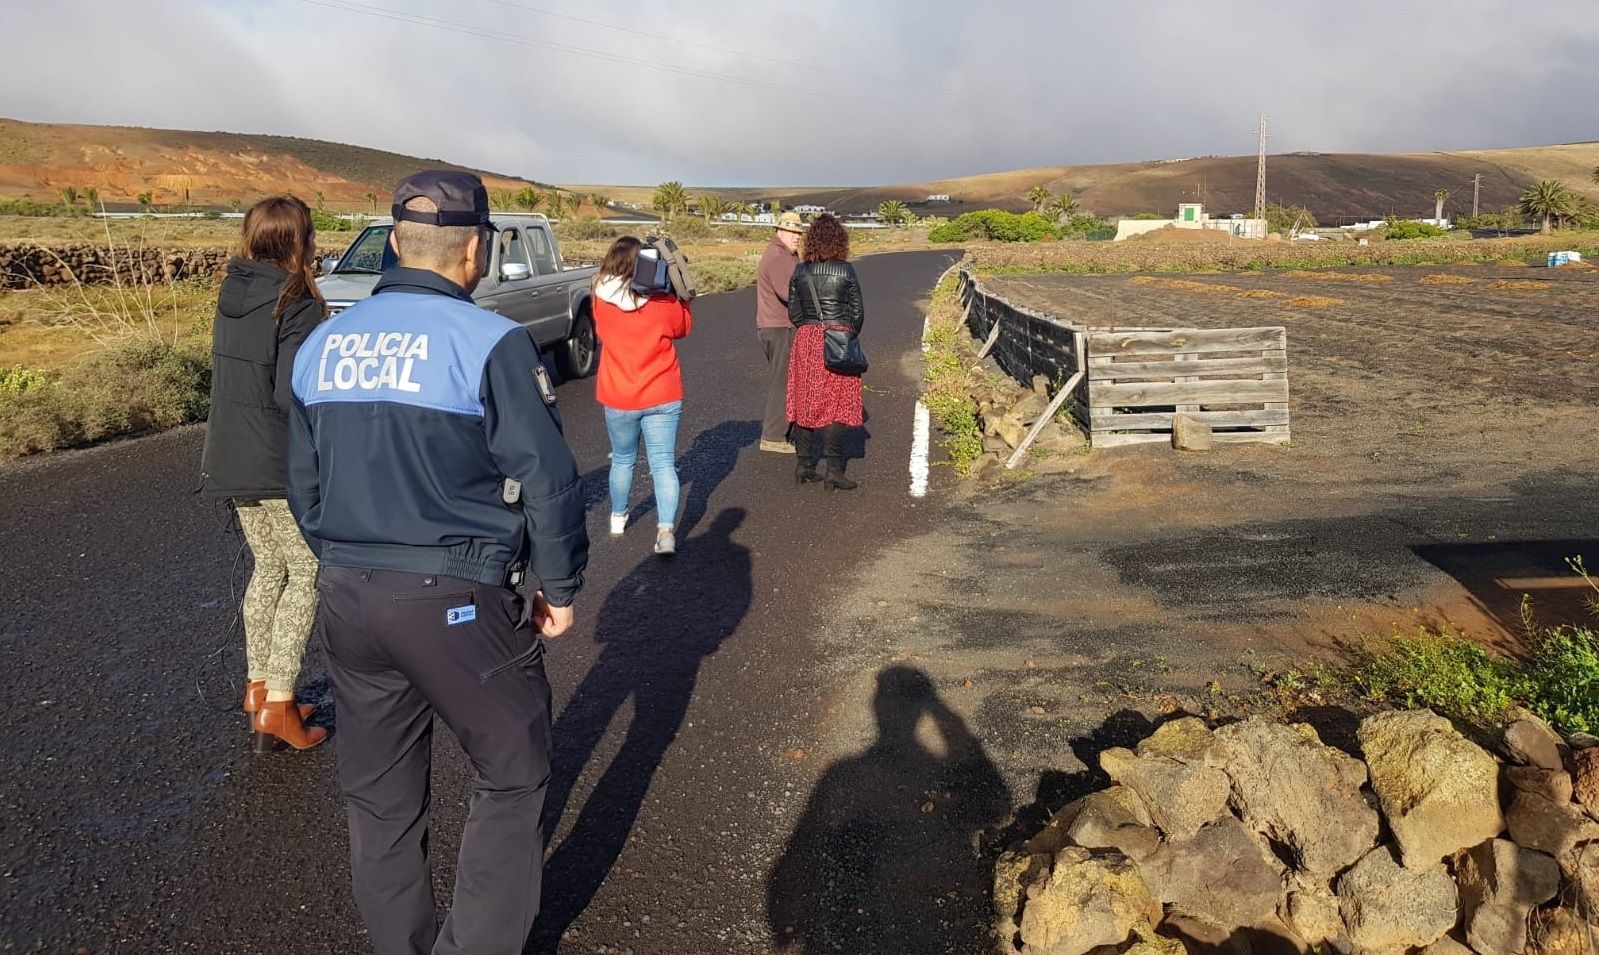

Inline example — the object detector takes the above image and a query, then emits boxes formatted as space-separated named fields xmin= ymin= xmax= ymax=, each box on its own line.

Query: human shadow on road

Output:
xmin=579 ymin=419 xmax=759 ymax=537
xmin=529 ymin=507 xmax=753 ymax=951
xmin=766 ymin=666 xmax=1011 ymax=954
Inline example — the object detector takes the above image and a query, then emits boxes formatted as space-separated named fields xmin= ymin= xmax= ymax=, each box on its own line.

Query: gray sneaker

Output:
xmin=654 ymin=530 xmax=676 ymax=557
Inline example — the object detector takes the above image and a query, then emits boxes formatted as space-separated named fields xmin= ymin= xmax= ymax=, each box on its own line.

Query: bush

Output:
xmin=1384 ymin=218 xmax=1448 ymax=240
xmin=928 ymin=209 xmax=1059 ymax=244
xmin=690 ymin=258 xmax=759 ymax=294
xmin=555 ymin=217 xmax=623 ymax=242
xmin=1456 ymin=210 xmax=1527 ymax=232
xmin=311 ymin=209 xmax=353 ymax=232
xmin=0 ymin=198 xmax=89 ymax=218
xmin=0 ymin=339 xmax=211 ymax=458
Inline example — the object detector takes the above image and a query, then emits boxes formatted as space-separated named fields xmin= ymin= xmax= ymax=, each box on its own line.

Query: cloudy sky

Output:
xmin=4 ymin=0 xmax=1596 ymax=186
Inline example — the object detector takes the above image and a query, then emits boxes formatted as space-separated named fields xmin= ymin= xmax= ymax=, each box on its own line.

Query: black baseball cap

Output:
xmin=391 ymin=170 xmax=494 ymax=228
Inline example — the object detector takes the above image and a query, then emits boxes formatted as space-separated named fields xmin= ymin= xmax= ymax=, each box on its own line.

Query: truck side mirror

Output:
xmin=500 ymin=261 xmax=532 ymax=282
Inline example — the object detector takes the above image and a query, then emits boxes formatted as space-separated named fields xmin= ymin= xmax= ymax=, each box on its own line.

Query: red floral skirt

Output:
xmin=786 ymin=324 xmax=864 ymax=428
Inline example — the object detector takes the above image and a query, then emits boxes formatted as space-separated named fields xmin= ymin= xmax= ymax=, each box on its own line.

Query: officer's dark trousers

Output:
xmin=318 ymin=567 xmax=553 ymax=955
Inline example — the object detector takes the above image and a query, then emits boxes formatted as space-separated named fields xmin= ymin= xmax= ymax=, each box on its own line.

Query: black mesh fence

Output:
xmin=959 ymin=270 xmax=1082 ymax=387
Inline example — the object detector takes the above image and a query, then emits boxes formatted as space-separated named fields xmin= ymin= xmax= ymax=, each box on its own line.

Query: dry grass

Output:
xmin=1420 ymin=274 xmax=1480 ymax=286
xmin=1489 ymin=280 xmax=1553 ymax=291
xmin=1285 ymin=295 xmax=1343 ymax=308
xmin=1130 ymin=276 xmax=1244 ymax=294
xmin=0 ymin=214 xmax=356 ymax=250
xmin=1240 ymin=289 xmax=1285 ymax=299
xmin=1282 ymin=270 xmax=1393 ymax=283
xmin=1 ymin=282 xmax=215 ymax=370
xmin=966 ymin=233 xmax=1599 ymax=276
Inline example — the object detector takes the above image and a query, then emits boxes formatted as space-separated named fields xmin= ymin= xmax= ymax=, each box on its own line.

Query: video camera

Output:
xmin=630 ymin=236 xmax=698 ymax=301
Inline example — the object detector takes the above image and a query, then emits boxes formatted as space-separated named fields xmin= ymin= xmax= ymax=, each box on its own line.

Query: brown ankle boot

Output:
xmin=244 ymin=681 xmax=314 ymax=720
xmin=253 ymin=700 xmax=328 ymax=752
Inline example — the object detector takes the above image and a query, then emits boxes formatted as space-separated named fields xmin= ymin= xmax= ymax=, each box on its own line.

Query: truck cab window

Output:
xmin=338 ymin=226 xmax=397 ymax=273
xmin=499 ymin=228 xmax=532 ymax=277
xmin=528 ymin=228 xmax=558 ymax=275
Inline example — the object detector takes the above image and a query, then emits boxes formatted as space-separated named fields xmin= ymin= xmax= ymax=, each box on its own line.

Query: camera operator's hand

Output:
xmin=533 ymin=592 xmax=574 ymax=638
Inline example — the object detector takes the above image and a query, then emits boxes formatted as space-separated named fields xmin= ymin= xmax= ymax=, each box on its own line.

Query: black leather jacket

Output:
xmin=787 ymin=261 xmax=865 ymax=333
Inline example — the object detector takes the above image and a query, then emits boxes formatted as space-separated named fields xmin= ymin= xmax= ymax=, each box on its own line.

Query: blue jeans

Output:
xmin=604 ymin=401 xmax=682 ymax=528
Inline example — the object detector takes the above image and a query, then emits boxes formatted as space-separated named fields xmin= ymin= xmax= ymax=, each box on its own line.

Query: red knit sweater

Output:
xmin=593 ymin=283 xmax=693 ymax=411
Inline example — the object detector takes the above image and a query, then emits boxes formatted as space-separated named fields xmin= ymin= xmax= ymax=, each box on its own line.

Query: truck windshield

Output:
xmin=335 ymin=226 xmax=396 ymax=274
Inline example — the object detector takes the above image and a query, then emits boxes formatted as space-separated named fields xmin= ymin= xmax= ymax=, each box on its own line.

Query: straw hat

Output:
xmin=774 ymin=211 xmax=807 ymax=233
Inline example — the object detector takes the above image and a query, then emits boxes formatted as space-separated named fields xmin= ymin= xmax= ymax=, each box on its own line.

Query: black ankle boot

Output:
xmin=821 ymin=425 xmax=857 ymax=490
xmin=793 ymin=427 xmax=821 ymax=484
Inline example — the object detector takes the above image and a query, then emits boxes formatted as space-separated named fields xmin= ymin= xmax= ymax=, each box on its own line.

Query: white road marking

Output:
xmin=909 ymin=262 xmax=962 ymax=499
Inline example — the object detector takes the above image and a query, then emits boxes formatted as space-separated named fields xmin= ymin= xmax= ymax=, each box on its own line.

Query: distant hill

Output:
xmin=0 ymin=118 xmax=546 ymax=211
xmin=782 ymin=143 xmax=1599 ymax=222
xmin=572 ymin=143 xmax=1599 ymax=224
xmin=5 ymin=119 xmax=1596 ymax=223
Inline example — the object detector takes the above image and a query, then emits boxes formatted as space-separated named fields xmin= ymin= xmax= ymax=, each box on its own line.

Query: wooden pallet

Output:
xmin=1084 ymin=326 xmax=1291 ymax=448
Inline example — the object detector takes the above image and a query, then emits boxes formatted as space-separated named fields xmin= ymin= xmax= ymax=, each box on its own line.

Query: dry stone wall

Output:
xmin=0 ymin=243 xmax=235 ymax=290
xmin=997 ymin=711 xmax=1599 ymax=955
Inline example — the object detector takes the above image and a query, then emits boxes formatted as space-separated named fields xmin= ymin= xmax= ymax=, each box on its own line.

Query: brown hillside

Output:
xmin=768 ymin=144 xmax=1599 ymax=221
xmin=0 ymin=118 xmax=544 ymax=210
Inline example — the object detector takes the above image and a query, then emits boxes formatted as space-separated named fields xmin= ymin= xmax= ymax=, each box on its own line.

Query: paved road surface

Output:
xmin=0 ymin=251 xmax=973 ymax=953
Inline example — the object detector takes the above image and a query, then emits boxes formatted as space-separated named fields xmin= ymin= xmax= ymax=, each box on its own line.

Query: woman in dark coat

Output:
xmin=199 ymin=195 xmax=327 ymax=751
xmin=786 ymin=214 xmax=865 ymax=491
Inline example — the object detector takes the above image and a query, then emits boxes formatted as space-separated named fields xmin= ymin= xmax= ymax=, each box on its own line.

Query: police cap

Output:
xmin=391 ymin=170 xmax=493 ymax=228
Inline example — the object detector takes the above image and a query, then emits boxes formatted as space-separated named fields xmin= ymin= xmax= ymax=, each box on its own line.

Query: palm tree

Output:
xmin=1519 ymin=180 xmax=1573 ymax=235
xmin=136 ymin=192 xmax=154 ymax=214
xmin=546 ymin=191 xmax=570 ymax=219
xmin=490 ymin=189 xmax=514 ymax=211
xmin=652 ymin=181 xmax=688 ymax=224
xmin=1433 ymin=189 xmax=1450 ymax=224
xmin=700 ymin=195 xmax=731 ymax=223
xmin=228 ymin=197 xmax=242 ymax=213
xmin=1049 ymin=193 xmax=1080 ymax=223
xmin=81 ymin=186 xmax=99 ymax=212
xmin=364 ymin=191 xmax=378 ymax=214
xmin=877 ymin=200 xmax=910 ymax=227
xmin=590 ymin=193 xmax=610 ymax=211
xmin=58 ymin=185 xmax=79 ymax=208
xmin=314 ymin=190 xmax=326 ymax=211
xmin=1025 ymin=185 xmax=1052 ymax=214
xmin=1592 ymin=165 xmax=1599 ymax=186
xmin=515 ymin=186 xmax=542 ymax=213
xmin=769 ymin=197 xmax=783 ymax=217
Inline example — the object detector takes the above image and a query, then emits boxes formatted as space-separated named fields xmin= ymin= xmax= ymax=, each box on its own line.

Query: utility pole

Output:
xmin=1472 ymin=173 xmax=1482 ymax=218
xmin=1254 ymin=113 xmax=1268 ymax=226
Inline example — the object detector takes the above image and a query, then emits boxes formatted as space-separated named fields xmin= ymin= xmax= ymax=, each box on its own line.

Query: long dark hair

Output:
xmin=593 ymin=235 xmax=642 ymax=291
xmin=239 ymin=196 xmax=324 ymax=322
xmin=803 ymin=214 xmax=849 ymax=263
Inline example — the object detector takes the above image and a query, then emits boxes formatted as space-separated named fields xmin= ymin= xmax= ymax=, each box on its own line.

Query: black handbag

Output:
xmin=801 ymin=267 xmax=868 ymax=376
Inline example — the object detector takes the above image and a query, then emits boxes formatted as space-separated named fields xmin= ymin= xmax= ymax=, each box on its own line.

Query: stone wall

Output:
xmin=0 ymin=243 xmax=234 ymax=290
xmin=997 ymin=711 xmax=1599 ymax=955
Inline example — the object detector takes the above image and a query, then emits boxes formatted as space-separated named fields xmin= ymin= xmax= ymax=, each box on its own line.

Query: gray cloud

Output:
xmin=4 ymin=0 xmax=1596 ymax=186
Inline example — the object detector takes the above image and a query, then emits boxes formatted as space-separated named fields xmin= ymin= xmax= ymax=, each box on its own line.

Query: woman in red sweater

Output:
xmin=592 ymin=237 xmax=694 ymax=555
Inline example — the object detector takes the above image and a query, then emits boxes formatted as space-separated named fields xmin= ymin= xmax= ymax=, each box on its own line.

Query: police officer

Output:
xmin=286 ymin=170 xmax=588 ymax=955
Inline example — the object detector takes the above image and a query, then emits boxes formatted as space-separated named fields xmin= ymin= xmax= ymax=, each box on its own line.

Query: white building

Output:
xmin=793 ymin=204 xmax=827 ymax=215
xmin=1113 ymin=203 xmax=1266 ymax=241
xmin=926 ymin=194 xmax=951 ymax=203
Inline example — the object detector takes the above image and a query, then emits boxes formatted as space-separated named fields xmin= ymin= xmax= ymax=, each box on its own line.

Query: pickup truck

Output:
xmin=316 ymin=213 xmax=599 ymax=379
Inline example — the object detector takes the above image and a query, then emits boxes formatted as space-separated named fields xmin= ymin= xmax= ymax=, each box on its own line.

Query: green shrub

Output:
xmin=1353 ymin=614 xmax=1599 ymax=735
xmin=0 ymin=198 xmax=89 ymax=217
xmin=556 ymin=217 xmax=622 ymax=242
xmin=0 ymin=366 xmax=51 ymax=395
xmin=0 ymin=339 xmax=211 ymax=459
xmin=1384 ymin=218 xmax=1448 ymax=240
xmin=310 ymin=209 xmax=353 ymax=232
xmin=1456 ymin=210 xmax=1527 ymax=232
xmin=1131 ymin=212 xmax=1166 ymax=221
xmin=927 ymin=209 xmax=1059 ymax=244
xmin=690 ymin=258 xmax=759 ymax=294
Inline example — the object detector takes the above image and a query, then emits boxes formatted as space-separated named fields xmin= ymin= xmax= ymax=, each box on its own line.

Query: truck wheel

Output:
xmin=556 ymin=307 xmax=597 ymax=380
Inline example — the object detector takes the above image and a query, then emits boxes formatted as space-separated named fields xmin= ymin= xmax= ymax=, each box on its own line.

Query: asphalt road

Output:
xmin=0 ymin=250 xmax=963 ymax=954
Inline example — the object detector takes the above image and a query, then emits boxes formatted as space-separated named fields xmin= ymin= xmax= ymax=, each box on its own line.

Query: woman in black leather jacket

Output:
xmin=786 ymin=214 xmax=865 ymax=491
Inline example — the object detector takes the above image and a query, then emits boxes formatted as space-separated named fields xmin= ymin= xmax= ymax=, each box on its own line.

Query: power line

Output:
xmin=470 ymin=0 xmax=909 ymax=87
xmin=285 ymin=0 xmax=895 ymax=104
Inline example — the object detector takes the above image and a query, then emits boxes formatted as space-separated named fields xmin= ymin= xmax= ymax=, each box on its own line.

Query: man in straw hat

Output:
xmin=755 ymin=211 xmax=806 ymax=453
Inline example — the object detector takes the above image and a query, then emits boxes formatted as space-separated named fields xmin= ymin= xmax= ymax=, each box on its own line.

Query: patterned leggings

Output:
xmin=235 ymin=499 xmax=319 ymax=694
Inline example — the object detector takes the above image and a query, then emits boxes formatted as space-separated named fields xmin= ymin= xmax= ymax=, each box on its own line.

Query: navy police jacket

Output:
xmin=287 ymin=268 xmax=588 ymax=606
